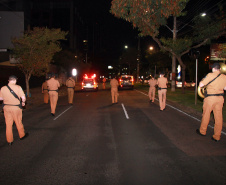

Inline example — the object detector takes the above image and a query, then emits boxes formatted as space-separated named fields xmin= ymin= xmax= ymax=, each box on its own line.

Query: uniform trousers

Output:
xmin=149 ymin=87 xmax=156 ymax=102
xmin=200 ymin=96 xmax=224 ymax=140
xmin=49 ymin=91 xmax=58 ymax=114
xmin=158 ymin=89 xmax=167 ymax=110
xmin=111 ymin=87 xmax=118 ymax=103
xmin=67 ymin=88 xmax=74 ymax=104
xmin=43 ymin=90 xmax=49 ymax=104
xmin=4 ymin=106 xmax=25 ymax=143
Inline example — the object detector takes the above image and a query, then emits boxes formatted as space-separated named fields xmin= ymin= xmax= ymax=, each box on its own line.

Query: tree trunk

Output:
xmin=171 ymin=16 xmax=177 ymax=92
xmin=25 ymin=73 xmax=31 ymax=98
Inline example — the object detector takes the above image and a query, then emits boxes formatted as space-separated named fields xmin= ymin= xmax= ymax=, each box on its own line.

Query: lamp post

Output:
xmin=137 ymin=37 xmax=141 ymax=83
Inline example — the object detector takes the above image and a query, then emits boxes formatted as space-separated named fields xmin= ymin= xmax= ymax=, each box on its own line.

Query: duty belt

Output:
xmin=67 ymin=87 xmax=74 ymax=88
xmin=48 ymin=89 xmax=58 ymax=92
xmin=2 ymin=103 xmax=22 ymax=109
xmin=158 ymin=87 xmax=167 ymax=90
xmin=206 ymin=93 xmax=224 ymax=97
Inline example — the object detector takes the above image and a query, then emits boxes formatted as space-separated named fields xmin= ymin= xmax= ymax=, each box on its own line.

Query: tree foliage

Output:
xmin=12 ymin=27 xmax=67 ymax=77
xmin=12 ymin=27 xmax=67 ymax=96
xmin=111 ymin=0 xmax=188 ymax=37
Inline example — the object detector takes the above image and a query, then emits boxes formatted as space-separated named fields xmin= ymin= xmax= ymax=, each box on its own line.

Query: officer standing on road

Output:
xmin=102 ymin=77 xmax=106 ymax=89
xmin=0 ymin=75 xmax=29 ymax=145
xmin=47 ymin=73 xmax=60 ymax=116
xmin=157 ymin=72 xmax=168 ymax=111
xmin=148 ymin=75 xmax=157 ymax=103
xmin=42 ymin=79 xmax=49 ymax=104
xmin=66 ymin=75 xmax=75 ymax=105
xmin=110 ymin=76 xmax=119 ymax=104
xmin=196 ymin=63 xmax=226 ymax=142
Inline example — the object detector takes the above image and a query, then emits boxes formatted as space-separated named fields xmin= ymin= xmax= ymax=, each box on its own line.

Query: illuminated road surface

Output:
xmin=0 ymin=89 xmax=225 ymax=185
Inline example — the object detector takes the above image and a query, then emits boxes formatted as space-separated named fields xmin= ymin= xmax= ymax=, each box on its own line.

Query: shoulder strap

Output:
xmin=7 ymin=85 xmax=20 ymax=101
xmin=205 ymin=74 xmax=221 ymax=86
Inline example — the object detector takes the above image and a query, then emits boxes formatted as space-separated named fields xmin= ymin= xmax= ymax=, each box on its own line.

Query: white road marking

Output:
xmin=53 ymin=106 xmax=73 ymax=121
xmin=135 ymin=89 xmax=226 ymax=136
xmin=121 ymin=103 xmax=129 ymax=119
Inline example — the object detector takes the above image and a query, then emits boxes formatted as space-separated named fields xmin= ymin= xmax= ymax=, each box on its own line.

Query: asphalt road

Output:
xmin=0 ymin=88 xmax=225 ymax=185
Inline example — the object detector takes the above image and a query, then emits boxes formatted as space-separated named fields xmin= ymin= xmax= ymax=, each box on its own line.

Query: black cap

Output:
xmin=9 ymin=75 xmax=17 ymax=80
xmin=211 ymin=63 xmax=220 ymax=69
xmin=160 ymin=71 xmax=165 ymax=75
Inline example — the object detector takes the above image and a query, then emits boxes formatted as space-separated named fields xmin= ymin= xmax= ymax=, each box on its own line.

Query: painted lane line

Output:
xmin=121 ymin=103 xmax=129 ymax=119
xmin=53 ymin=106 xmax=73 ymax=121
xmin=135 ymin=89 xmax=226 ymax=136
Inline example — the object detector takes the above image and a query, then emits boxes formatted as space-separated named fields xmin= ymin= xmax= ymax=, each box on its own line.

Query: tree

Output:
xmin=111 ymin=0 xmax=226 ymax=92
xmin=12 ymin=27 xmax=67 ymax=97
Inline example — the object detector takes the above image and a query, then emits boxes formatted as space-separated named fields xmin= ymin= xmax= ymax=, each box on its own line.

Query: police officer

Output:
xmin=102 ymin=77 xmax=106 ymax=89
xmin=148 ymin=76 xmax=157 ymax=102
xmin=110 ymin=76 xmax=119 ymax=104
xmin=196 ymin=63 xmax=226 ymax=142
xmin=157 ymin=72 xmax=168 ymax=111
xmin=0 ymin=75 xmax=28 ymax=145
xmin=47 ymin=73 xmax=60 ymax=116
xmin=66 ymin=75 xmax=75 ymax=105
xmin=42 ymin=79 xmax=49 ymax=104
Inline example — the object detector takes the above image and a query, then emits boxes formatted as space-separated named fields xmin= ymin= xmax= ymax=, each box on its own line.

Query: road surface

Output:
xmin=0 ymin=88 xmax=225 ymax=185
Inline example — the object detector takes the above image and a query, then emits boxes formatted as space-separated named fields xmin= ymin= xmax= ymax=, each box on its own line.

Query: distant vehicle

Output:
xmin=119 ymin=75 xmax=134 ymax=89
xmin=176 ymin=81 xmax=186 ymax=88
xmin=82 ymin=74 xmax=98 ymax=91
xmin=176 ymin=80 xmax=195 ymax=88
xmin=143 ymin=78 xmax=150 ymax=84
xmin=185 ymin=81 xmax=195 ymax=87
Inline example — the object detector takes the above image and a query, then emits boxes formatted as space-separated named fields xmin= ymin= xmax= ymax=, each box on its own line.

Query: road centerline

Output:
xmin=53 ymin=106 xmax=73 ymax=121
xmin=121 ymin=103 xmax=129 ymax=119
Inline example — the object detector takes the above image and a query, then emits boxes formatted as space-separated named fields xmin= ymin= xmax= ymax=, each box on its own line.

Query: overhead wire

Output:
xmin=177 ymin=0 xmax=224 ymax=37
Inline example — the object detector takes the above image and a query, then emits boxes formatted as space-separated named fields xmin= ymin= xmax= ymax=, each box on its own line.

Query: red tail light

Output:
xmin=119 ymin=79 xmax=122 ymax=82
xmin=130 ymin=78 xmax=134 ymax=82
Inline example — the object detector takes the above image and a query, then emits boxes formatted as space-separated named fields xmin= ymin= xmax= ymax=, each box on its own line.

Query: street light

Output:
xmin=125 ymin=45 xmax=128 ymax=49
xmin=72 ymin=68 xmax=77 ymax=82
xmin=149 ymin=46 xmax=154 ymax=50
xmin=201 ymin=12 xmax=206 ymax=17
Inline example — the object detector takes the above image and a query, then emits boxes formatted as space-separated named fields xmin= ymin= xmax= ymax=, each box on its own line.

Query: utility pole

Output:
xmin=171 ymin=16 xmax=177 ymax=92
xmin=137 ymin=37 xmax=141 ymax=82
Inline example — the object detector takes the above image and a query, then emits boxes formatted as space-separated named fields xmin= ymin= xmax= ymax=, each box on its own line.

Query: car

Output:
xmin=185 ymin=81 xmax=196 ymax=87
xmin=118 ymin=75 xmax=134 ymax=89
xmin=176 ymin=80 xmax=195 ymax=88
xmin=176 ymin=81 xmax=186 ymax=88
xmin=82 ymin=74 xmax=98 ymax=91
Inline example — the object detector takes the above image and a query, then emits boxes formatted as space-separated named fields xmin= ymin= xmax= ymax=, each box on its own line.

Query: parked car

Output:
xmin=185 ymin=81 xmax=196 ymax=87
xmin=176 ymin=81 xmax=186 ymax=88
xmin=176 ymin=80 xmax=195 ymax=88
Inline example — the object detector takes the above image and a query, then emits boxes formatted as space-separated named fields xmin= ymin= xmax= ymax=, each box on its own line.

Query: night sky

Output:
xmin=74 ymin=0 xmax=225 ymax=59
